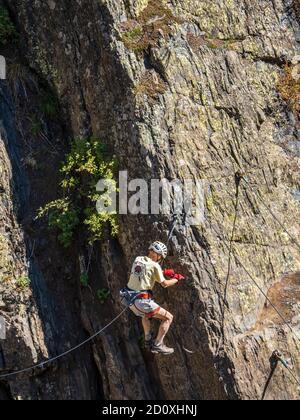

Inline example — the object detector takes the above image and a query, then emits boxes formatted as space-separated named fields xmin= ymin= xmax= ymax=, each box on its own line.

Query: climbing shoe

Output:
xmin=151 ymin=343 xmax=174 ymax=355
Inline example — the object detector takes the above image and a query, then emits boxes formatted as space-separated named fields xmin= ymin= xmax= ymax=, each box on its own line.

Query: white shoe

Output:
xmin=151 ymin=343 xmax=174 ymax=355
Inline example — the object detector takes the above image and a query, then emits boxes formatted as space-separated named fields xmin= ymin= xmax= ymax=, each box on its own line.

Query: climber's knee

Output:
xmin=154 ymin=308 xmax=173 ymax=323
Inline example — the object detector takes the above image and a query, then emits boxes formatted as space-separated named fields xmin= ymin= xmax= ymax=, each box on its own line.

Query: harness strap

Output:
xmin=136 ymin=293 xmax=152 ymax=300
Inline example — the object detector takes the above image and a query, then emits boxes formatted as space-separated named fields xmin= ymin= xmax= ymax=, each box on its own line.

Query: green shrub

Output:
xmin=0 ymin=7 xmax=17 ymax=46
xmin=16 ymin=276 xmax=31 ymax=290
xmin=39 ymin=199 xmax=80 ymax=248
xmin=80 ymin=273 xmax=89 ymax=287
xmin=38 ymin=138 xmax=118 ymax=247
xmin=96 ymin=288 xmax=111 ymax=304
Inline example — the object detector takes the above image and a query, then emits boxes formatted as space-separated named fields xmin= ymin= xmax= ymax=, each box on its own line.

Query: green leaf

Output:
xmin=80 ymin=273 xmax=89 ymax=287
xmin=37 ymin=138 xmax=118 ymax=247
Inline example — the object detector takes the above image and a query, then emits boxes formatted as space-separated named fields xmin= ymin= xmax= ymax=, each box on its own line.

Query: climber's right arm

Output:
xmin=161 ymin=278 xmax=179 ymax=288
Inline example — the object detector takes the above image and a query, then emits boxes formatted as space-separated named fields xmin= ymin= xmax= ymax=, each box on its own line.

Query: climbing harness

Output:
xmin=0 ymin=306 xmax=128 ymax=380
xmin=120 ymin=288 xmax=157 ymax=317
xmin=120 ymin=287 xmax=161 ymax=319
xmin=119 ymin=287 xmax=143 ymax=307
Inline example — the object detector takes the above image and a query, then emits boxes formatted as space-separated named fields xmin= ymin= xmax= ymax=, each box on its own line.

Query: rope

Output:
xmin=167 ymin=213 xmax=180 ymax=245
xmin=278 ymin=356 xmax=300 ymax=388
xmin=0 ymin=213 xmax=180 ymax=380
xmin=4 ymin=173 xmax=297 ymax=383
xmin=213 ymin=224 xmax=300 ymax=343
xmin=209 ymin=173 xmax=300 ymax=395
xmin=209 ymin=174 xmax=300 ymax=342
xmin=160 ymin=213 xmax=181 ymax=271
xmin=0 ymin=212 xmax=186 ymax=379
xmin=242 ymin=178 xmax=300 ymax=254
xmin=0 ymin=307 xmax=128 ymax=380
xmin=217 ymin=173 xmax=242 ymax=352
xmin=243 ymin=175 xmax=300 ymax=386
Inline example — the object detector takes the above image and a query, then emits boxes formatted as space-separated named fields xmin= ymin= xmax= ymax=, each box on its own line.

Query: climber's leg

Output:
xmin=154 ymin=308 xmax=173 ymax=344
xmin=151 ymin=308 xmax=174 ymax=355
xmin=129 ymin=299 xmax=158 ymax=348
xmin=142 ymin=316 xmax=152 ymax=344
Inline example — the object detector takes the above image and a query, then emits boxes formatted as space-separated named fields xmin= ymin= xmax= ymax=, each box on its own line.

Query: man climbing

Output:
xmin=121 ymin=241 xmax=184 ymax=355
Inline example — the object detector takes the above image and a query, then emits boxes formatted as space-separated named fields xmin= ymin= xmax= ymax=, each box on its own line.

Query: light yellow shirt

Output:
xmin=127 ymin=256 xmax=165 ymax=291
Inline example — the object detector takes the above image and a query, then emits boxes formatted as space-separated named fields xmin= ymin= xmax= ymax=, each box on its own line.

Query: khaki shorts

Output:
xmin=130 ymin=298 xmax=161 ymax=319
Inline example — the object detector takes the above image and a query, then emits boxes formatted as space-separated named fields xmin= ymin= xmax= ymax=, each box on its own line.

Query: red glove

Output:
xmin=164 ymin=269 xmax=175 ymax=278
xmin=174 ymin=273 xmax=185 ymax=281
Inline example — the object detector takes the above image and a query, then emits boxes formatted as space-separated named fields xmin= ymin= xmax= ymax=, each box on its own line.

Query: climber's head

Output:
xmin=148 ymin=241 xmax=168 ymax=262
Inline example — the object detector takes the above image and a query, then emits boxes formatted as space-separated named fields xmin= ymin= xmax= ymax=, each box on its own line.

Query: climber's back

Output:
xmin=127 ymin=256 xmax=165 ymax=291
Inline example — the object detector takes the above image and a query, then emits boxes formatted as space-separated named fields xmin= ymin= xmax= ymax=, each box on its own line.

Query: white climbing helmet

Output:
xmin=149 ymin=241 xmax=168 ymax=259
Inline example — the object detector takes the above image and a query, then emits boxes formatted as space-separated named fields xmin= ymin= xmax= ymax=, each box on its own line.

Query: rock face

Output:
xmin=0 ymin=0 xmax=300 ymax=400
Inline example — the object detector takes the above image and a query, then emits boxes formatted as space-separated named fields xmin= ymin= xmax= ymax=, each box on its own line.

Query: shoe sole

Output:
xmin=151 ymin=349 xmax=174 ymax=355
